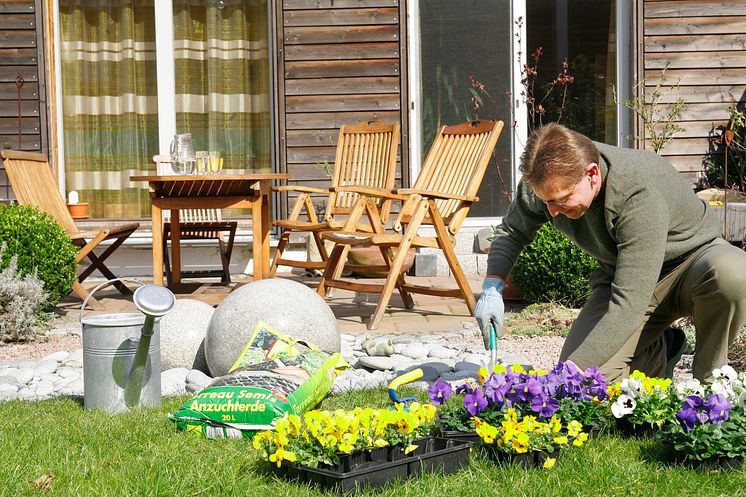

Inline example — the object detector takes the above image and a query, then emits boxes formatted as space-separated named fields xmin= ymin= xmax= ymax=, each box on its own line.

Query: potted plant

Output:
xmin=474 ymin=408 xmax=588 ymax=469
xmin=608 ymin=370 xmax=680 ymax=436
xmin=252 ymin=403 xmax=472 ymax=490
xmin=547 ymin=362 xmax=612 ymax=436
xmin=428 ymin=380 xmax=480 ymax=443
xmin=657 ymin=366 xmax=746 ymax=470
xmin=433 ymin=361 xmax=609 ymax=450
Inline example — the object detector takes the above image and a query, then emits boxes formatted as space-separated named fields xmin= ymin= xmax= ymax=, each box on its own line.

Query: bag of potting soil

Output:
xmin=169 ymin=321 xmax=348 ymax=439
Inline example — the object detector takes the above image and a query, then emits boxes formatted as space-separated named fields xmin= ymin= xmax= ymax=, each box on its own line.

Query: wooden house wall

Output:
xmin=641 ymin=0 xmax=746 ymax=185
xmin=0 ymin=0 xmax=49 ymax=201
xmin=274 ymin=0 xmax=408 ymax=217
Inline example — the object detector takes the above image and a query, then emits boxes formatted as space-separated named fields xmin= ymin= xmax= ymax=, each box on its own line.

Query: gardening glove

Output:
xmin=474 ymin=276 xmax=506 ymax=349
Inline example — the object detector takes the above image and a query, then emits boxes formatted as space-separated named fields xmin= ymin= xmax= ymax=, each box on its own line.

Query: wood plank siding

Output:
xmin=641 ymin=0 xmax=746 ymax=185
xmin=273 ymin=0 xmax=408 ymax=216
xmin=0 ymin=0 xmax=50 ymax=201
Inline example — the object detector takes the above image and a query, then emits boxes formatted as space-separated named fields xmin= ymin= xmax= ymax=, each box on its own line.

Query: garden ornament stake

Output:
xmin=388 ymin=368 xmax=424 ymax=410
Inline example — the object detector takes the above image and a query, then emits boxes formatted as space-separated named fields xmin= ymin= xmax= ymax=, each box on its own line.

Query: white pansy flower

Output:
xmin=676 ymin=378 xmax=703 ymax=398
xmin=713 ymin=365 xmax=738 ymax=381
xmin=710 ymin=380 xmax=735 ymax=400
xmin=620 ymin=378 xmax=643 ymax=398
xmin=611 ymin=394 xmax=637 ymax=418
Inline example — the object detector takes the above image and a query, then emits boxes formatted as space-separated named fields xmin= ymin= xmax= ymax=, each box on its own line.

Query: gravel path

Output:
xmin=1 ymin=330 xmax=565 ymax=372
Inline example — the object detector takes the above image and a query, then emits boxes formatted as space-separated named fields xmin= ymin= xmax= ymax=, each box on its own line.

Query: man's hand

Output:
xmin=474 ymin=276 xmax=506 ymax=349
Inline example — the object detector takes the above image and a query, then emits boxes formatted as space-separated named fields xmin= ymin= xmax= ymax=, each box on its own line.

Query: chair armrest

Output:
xmin=69 ymin=230 xmax=101 ymax=240
xmin=331 ymin=185 xmax=406 ymax=201
xmin=274 ymin=185 xmax=331 ymax=194
xmin=396 ymin=188 xmax=479 ymax=203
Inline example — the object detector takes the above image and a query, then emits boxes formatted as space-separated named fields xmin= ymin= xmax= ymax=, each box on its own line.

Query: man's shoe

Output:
xmin=664 ymin=326 xmax=687 ymax=379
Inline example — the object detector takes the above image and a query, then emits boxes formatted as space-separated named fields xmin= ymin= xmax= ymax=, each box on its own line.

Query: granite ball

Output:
xmin=205 ymin=278 xmax=340 ymax=376
xmin=159 ymin=299 xmax=213 ymax=373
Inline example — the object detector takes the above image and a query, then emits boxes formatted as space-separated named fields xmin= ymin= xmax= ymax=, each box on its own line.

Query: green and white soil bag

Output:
xmin=169 ymin=321 xmax=347 ymax=439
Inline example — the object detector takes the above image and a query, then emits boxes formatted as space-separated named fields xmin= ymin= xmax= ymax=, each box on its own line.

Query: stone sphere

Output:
xmin=159 ymin=299 xmax=213 ymax=373
xmin=205 ymin=278 xmax=340 ymax=376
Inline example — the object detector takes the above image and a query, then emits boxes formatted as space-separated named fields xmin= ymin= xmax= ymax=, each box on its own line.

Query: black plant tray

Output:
xmin=666 ymin=452 xmax=744 ymax=472
xmin=484 ymin=444 xmax=559 ymax=469
xmin=439 ymin=429 xmax=482 ymax=446
xmin=273 ymin=438 xmax=472 ymax=491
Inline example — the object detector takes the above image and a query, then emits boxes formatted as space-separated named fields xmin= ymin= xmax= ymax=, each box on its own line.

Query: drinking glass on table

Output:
xmin=208 ymin=151 xmax=222 ymax=174
xmin=195 ymin=151 xmax=208 ymax=175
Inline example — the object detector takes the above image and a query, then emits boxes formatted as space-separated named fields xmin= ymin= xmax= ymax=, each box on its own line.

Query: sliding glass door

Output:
xmin=58 ymin=0 xmax=271 ymax=219
xmin=412 ymin=0 xmax=626 ymax=218
xmin=415 ymin=0 xmax=514 ymax=218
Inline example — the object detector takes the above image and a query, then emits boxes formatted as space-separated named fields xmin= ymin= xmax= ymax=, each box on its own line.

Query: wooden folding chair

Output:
xmin=1 ymin=150 xmax=140 ymax=308
xmin=317 ymin=119 xmax=504 ymax=329
xmin=152 ymin=155 xmax=237 ymax=284
xmin=270 ymin=120 xmax=400 ymax=276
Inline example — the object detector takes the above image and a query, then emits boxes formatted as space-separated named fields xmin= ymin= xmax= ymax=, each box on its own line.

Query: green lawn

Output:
xmin=1 ymin=388 xmax=744 ymax=497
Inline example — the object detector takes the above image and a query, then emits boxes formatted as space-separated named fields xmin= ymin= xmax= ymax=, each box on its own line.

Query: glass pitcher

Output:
xmin=169 ymin=133 xmax=196 ymax=175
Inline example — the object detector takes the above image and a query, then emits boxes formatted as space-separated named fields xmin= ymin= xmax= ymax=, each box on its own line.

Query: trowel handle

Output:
xmin=79 ymin=278 xmax=144 ymax=322
xmin=489 ymin=323 xmax=497 ymax=350
xmin=389 ymin=368 xmax=424 ymax=391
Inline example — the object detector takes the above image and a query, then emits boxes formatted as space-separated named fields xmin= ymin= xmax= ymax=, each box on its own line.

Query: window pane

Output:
xmin=60 ymin=1 xmax=157 ymax=218
xmin=419 ymin=0 xmax=514 ymax=217
xmin=526 ymin=0 xmax=617 ymax=143
xmin=173 ymin=0 xmax=271 ymax=173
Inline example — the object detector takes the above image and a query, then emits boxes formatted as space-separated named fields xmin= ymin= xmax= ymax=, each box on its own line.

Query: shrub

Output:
xmin=509 ymin=223 xmax=598 ymax=308
xmin=0 ymin=204 xmax=77 ymax=309
xmin=0 ymin=244 xmax=49 ymax=341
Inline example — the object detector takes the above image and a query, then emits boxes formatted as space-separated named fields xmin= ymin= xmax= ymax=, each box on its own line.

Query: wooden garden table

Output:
xmin=131 ymin=173 xmax=288 ymax=286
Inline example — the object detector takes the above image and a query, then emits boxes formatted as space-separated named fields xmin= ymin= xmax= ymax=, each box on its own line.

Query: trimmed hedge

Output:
xmin=0 ymin=204 xmax=77 ymax=309
xmin=511 ymin=223 xmax=598 ymax=308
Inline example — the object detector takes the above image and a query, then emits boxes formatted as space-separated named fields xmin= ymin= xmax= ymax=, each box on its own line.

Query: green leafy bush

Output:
xmin=0 ymin=204 xmax=77 ymax=309
xmin=510 ymin=223 xmax=598 ymax=308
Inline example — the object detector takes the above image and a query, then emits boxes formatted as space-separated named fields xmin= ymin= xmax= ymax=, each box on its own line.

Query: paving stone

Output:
xmin=439 ymin=370 xmax=479 ymax=382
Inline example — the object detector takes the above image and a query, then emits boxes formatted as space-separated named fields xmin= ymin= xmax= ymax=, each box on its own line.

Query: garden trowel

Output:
xmin=488 ymin=322 xmax=499 ymax=371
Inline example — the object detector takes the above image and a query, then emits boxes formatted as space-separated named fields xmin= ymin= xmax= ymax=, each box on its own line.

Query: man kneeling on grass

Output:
xmin=475 ymin=123 xmax=746 ymax=383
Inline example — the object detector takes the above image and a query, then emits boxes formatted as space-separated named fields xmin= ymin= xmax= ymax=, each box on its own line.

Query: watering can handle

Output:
xmin=79 ymin=278 xmax=146 ymax=322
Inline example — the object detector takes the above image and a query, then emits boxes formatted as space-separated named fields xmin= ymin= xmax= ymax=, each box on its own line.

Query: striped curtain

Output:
xmin=60 ymin=0 xmax=271 ymax=219
xmin=174 ymin=0 xmax=271 ymax=173
xmin=60 ymin=1 xmax=157 ymax=218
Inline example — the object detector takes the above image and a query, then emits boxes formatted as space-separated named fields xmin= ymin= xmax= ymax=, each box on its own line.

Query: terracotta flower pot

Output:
xmin=67 ymin=202 xmax=89 ymax=219
xmin=502 ymin=273 xmax=522 ymax=302
xmin=346 ymin=245 xmax=416 ymax=278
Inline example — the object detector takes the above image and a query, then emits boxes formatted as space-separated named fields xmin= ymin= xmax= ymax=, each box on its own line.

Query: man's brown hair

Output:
xmin=520 ymin=123 xmax=600 ymax=188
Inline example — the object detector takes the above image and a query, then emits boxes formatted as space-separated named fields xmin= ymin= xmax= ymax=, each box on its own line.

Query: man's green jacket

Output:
xmin=487 ymin=142 xmax=721 ymax=366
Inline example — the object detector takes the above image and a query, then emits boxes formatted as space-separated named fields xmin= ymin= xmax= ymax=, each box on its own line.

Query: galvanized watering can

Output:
xmin=81 ymin=279 xmax=175 ymax=413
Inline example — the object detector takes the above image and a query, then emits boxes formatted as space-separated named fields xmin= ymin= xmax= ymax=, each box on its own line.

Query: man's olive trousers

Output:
xmin=561 ymin=238 xmax=746 ymax=383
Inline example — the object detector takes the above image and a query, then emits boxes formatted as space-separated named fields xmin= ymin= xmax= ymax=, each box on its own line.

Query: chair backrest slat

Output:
xmin=397 ymin=119 xmax=504 ymax=235
xmin=1 ymin=150 xmax=79 ymax=233
xmin=328 ymin=120 xmax=400 ymax=215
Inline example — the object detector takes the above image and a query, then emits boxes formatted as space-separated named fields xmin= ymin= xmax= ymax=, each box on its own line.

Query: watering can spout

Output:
xmin=123 ymin=285 xmax=176 ymax=407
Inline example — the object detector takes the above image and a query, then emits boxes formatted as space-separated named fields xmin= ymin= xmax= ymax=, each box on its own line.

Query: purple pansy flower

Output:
xmin=541 ymin=372 xmax=562 ymax=398
xmin=704 ymin=393 xmax=732 ymax=424
xmin=676 ymin=395 xmax=710 ymax=432
xmin=512 ymin=377 xmax=542 ymax=403
xmin=530 ymin=395 xmax=560 ymax=418
xmin=427 ymin=379 xmax=452 ymax=406
xmin=464 ymin=386 xmax=488 ymax=416
xmin=484 ymin=373 xmax=509 ymax=406
xmin=456 ymin=381 xmax=475 ymax=395
xmin=584 ymin=366 xmax=608 ymax=400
